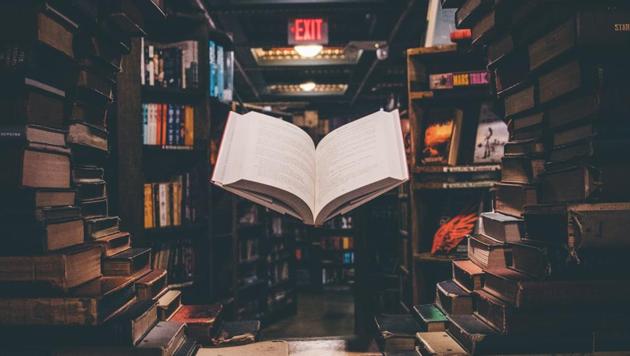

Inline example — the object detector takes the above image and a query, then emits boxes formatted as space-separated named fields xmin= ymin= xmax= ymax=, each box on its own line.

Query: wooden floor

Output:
xmin=287 ymin=337 xmax=380 ymax=356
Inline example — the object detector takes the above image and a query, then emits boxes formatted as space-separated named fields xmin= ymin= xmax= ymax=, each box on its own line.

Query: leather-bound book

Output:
xmin=493 ymin=182 xmax=537 ymax=218
xmin=467 ymin=234 xmax=510 ymax=270
xmin=136 ymin=269 xmax=168 ymax=301
xmin=411 ymin=304 xmax=448 ymax=332
xmin=102 ymin=247 xmax=151 ymax=279
xmin=416 ymin=331 xmax=467 ymax=356
xmin=451 ymin=259 xmax=483 ymax=292
xmin=539 ymin=164 xmax=630 ymax=204
xmin=169 ymin=303 xmax=224 ymax=343
xmin=480 ymin=212 xmax=523 ymax=243
xmin=374 ymin=314 xmax=420 ymax=353
xmin=435 ymin=280 xmax=473 ymax=315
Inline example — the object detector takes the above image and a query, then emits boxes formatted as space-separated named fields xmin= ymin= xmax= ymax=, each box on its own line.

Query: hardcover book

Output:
xmin=435 ymin=280 xmax=473 ymax=315
xmin=102 ymin=247 xmax=151 ymax=278
xmin=416 ymin=331 xmax=467 ymax=356
xmin=212 ymin=110 xmax=408 ymax=225
xmin=451 ymin=259 xmax=484 ymax=292
xmin=157 ymin=290 xmax=182 ymax=321
xmin=467 ymin=233 xmax=510 ymax=270
xmin=493 ymin=182 xmax=537 ymax=218
xmin=0 ymin=276 xmax=135 ymax=326
xmin=169 ymin=304 xmax=224 ymax=343
xmin=479 ymin=212 xmax=523 ymax=243
xmin=411 ymin=304 xmax=448 ymax=332
xmin=500 ymin=155 xmax=544 ymax=184
xmin=0 ymin=77 xmax=67 ymax=129
xmin=420 ymin=108 xmax=463 ymax=166
xmin=136 ymin=269 xmax=168 ymax=301
xmin=0 ymin=244 xmax=101 ymax=291
xmin=503 ymin=138 xmax=545 ymax=157
xmin=0 ymin=142 xmax=71 ymax=190
xmin=374 ymin=314 xmax=420 ymax=353
xmin=92 ymin=231 xmax=131 ymax=257
xmin=539 ymin=164 xmax=630 ymax=203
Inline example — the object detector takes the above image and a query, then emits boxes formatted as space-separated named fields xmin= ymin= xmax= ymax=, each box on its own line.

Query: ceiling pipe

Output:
xmin=194 ymin=0 xmax=261 ymax=99
xmin=350 ymin=0 xmax=416 ymax=106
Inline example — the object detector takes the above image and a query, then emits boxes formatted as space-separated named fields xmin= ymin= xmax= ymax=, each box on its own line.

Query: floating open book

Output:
xmin=212 ymin=110 xmax=408 ymax=225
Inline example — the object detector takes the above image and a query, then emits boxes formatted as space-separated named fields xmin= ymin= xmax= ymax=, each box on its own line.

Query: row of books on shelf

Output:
xmin=209 ymin=40 xmax=233 ymax=102
xmin=322 ymin=266 xmax=354 ymax=285
xmin=320 ymin=236 xmax=354 ymax=250
xmin=142 ymin=103 xmax=194 ymax=147
xmin=141 ymin=39 xmax=199 ymax=90
xmin=143 ymin=173 xmax=201 ymax=229
xmin=152 ymin=240 xmax=195 ymax=286
xmin=323 ymin=252 xmax=355 ymax=266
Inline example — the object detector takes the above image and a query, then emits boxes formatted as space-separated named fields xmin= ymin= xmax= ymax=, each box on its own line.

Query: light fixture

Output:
xmin=299 ymin=81 xmax=317 ymax=92
xmin=294 ymin=44 xmax=323 ymax=58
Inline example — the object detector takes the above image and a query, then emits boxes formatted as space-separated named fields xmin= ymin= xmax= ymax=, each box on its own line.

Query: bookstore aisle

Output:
xmin=3 ymin=0 xmax=630 ymax=355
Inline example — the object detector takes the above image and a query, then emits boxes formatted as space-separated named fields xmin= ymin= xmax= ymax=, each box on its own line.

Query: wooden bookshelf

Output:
xmin=405 ymin=44 xmax=501 ymax=305
xmin=112 ymin=6 xmax=232 ymax=303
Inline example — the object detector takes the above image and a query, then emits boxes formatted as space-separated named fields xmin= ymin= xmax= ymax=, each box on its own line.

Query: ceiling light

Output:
xmin=294 ymin=44 xmax=323 ymax=58
xmin=299 ymin=81 xmax=317 ymax=92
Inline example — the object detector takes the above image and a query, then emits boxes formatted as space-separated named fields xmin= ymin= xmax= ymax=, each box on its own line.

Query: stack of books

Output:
xmin=413 ymin=0 xmax=630 ymax=354
xmin=0 ymin=1 xmax=197 ymax=354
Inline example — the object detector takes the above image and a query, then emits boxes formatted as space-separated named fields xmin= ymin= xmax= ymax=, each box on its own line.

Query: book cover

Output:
xmin=420 ymin=108 xmax=463 ymax=165
xmin=473 ymin=102 xmax=508 ymax=163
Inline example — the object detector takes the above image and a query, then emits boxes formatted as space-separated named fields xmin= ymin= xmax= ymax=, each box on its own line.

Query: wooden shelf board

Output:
xmin=407 ymin=44 xmax=457 ymax=57
xmin=414 ymin=180 xmax=497 ymax=190
xmin=414 ymin=164 xmax=501 ymax=174
xmin=414 ymin=252 xmax=457 ymax=263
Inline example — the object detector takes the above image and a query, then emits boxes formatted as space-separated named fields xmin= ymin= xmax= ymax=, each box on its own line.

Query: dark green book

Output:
xmin=412 ymin=304 xmax=447 ymax=332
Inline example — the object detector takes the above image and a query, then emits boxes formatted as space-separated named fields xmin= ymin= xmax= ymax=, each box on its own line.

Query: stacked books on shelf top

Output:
xmin=412 ymin=0 xmax=630 ymax=354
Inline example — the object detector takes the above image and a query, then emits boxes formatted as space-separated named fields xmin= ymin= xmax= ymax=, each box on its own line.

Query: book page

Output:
xmin=223 ymin=112 xmax=317 ymax=214
xmin=314 ymin=110 xmax=406 ymax=218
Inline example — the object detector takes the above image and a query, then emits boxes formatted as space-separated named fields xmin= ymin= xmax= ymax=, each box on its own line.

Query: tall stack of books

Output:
xmin=414 ymin=0 xmax=630 ymax=354
xmin=0 ymin=1 xmax=196 ymax=354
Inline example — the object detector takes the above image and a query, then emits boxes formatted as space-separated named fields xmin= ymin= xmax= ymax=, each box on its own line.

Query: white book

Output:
xmin=212 ymin=109 xmax=408 ymax=225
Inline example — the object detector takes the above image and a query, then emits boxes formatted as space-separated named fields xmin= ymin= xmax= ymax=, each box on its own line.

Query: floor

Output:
xmin=261 ymin=289 xmax=356 ymax=339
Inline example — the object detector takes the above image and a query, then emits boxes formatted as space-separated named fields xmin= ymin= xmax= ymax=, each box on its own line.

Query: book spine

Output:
xmin=148 ymin=45 xmax=155 ymax=87
xmin=217 ymin=45 xmax=224 ymax=100
xmin=141 ymin=37 xmax=145 ymax=86
xmin=174 ymin=105 xmax=181 ymax=146
xmin=142 ymin=104 xmax=148 ymax=145
xmin=159 ymin=183 xmax=167 ymax=227
xmin=209 ymin=41 xmax=216 ymax=97
xmin=161 ymin=104 xmax=167 ymax=146
xmin=0 ymin=299 xmax=97 ymax=326
xmin=144 ymin=183 xmax=154 ymax=229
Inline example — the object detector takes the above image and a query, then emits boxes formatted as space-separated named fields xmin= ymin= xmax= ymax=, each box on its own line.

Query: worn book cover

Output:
xmin=420 ymin=108 xmax=463 ymax=166
xmin=473 ymin=101 xmax=508 ymax=164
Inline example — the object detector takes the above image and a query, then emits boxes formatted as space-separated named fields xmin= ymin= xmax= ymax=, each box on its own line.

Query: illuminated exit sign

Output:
xmin=288 ymin=18 xmax=328 ymax=45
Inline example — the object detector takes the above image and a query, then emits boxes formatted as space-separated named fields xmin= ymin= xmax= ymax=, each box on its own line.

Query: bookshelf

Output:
xmin=114 ymin=6 xmax=233 ymax=303
xmin=405 ymin=44 xmax=502 ymax=305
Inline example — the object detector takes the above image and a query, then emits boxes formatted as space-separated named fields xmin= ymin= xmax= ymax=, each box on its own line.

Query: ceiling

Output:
xmin=204 ymin=0 xmax=427 ymax=116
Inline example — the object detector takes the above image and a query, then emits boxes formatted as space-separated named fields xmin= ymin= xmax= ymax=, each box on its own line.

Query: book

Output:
xmin=487 ymin=34 xmax=513 ymax=65
xmin=0 ymin=301 xmax=157 ymax=347
xmin=549 ymin=139 xmax=630 ymax=164
xmin=451 ymin=259 xmax=483 ymax=293
xmin=411 ymin=304 xmax=448 ymax=332
xmin=493 ymin=49 xmax=529 ymax=94
xmin=500 ymin=155 xmax=544 ymax=184
xmin=546 ymin=90 xmax=630 ymax=133
xmin=0 ymin=210 xmax=84 ymax=254
xmin=157 ymin=289 xmax=182 ymax=321
xmin=467 ymin=233 xmax=510 ymax=269
xmin=435 ymin=280 xmax=473 ymax=315
xmin=455 ymin=0 xmax=495 ymax=28
xmin=75 ymin=179 xmax=107 ymax=201
xmin=539 ymin=164 xmax=630 ymax=203
xmin=503 ymin=138 xmax=545 ymax=157
xmin=374 ymin=314 xmax=421 ymax=353
xmin=419 ymin=108 xmax=463 ymax=166
xmin=72 ymin=165 xmax=104 ymax=181
xmin=473 ymin=101 xmax=508 ymax=164
xmin=136 ymin=321 xmax=187 ymax=356
xmin=508 ymin=111 xmax=544 ymax=141
xmin=416 ymin=332 xmax=467 ymax=356
xmin=92 ymin=231 xmax=131 ymax=257
xmin=2 ymin=188 xmax=76 ymax=210
xmin=212 ymin=110 xmax=408 ymax=225
xmin=528 ymin=9 xmax=630 ymax=71
xmin=102 ymin=247 xmax=151 ymax=278
xmin=0 ymin=125 xmax=66 ymax=147
xmin=169 ymin=304 xmax=224 ymax=343
xmin=504 ymin=85 xmax=534 ymax=118
xmin=524 ymin=202 xmax=630 ymax=250
xmin=196 ymin=341 xmax=288 ymax=356
xmin=211 ymin=320 xmax=261 ymax=347
xmin=509 ymin=241 xmax=557 ymax=279
xmin=0 ymin=276 xmax=136 ymax=326
xmin=0 ymin=77 xmax=67 ymax=129
xmin=136 ymin=269 xmax=168 ymax=301
xmin=76 ymin=66 xmax=114 ymax=102
xmin=0 ymin=142 xmax=71 ymax=190
xmin=80 ymin=197 xmax=108 ymax=219
xmin=66 ymin=121 xmax=108 ymax=152
xmin=0 ymin=244 xmax=101 ymax=291
xmin=85 ymin=215 xmax=120 ymax=240
xmin=483 ymin=267 xmax=630 ymax=309
xmin=479 ymin=212 xmax=523 ymax=243
xmin=447 ymin=313 xmax=592 ymax=355
xmin=493 ymin=182 xmax=537 ymax=218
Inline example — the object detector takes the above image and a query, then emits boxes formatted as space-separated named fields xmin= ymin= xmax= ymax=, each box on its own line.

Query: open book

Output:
xmin=212 ymin=110 xmax=409 ymax=225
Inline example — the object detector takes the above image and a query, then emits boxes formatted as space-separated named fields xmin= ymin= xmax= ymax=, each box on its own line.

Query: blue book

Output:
xmin=174 ymin=105 xmax=182 ymax=145
xmin=167 ymin=104 xmax=175 ymax=145
xmin=217 ymin=45 xmax=224 ymax=100
xmin=142 ymin=104 xmax=148 ymax=145
xmin=208 ymin=41 xmax=216 ymax=97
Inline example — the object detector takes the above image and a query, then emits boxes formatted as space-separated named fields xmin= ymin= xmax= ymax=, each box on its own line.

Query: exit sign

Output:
xmin=288 ymin=18 xmax=328 ymax=45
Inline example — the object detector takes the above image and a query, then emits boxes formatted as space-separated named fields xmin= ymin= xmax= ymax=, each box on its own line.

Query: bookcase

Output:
xmin=405 ymin=44 xmax=502 ymax=305
xmin=114 ymin=6 xmax=234 ymax=303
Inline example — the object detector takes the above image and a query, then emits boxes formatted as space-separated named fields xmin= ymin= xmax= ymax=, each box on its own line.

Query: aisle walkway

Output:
xmin=261 ymin=289 xmax=355 ymax=339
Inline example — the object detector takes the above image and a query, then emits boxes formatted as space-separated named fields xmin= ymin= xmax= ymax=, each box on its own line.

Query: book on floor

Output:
xmin=169 ymin=303 xmax=223 ymax=343
xmin=374 ymin=314 xmax=420 ymax=353
xmin=212 ymin=110 xmax=408 ymax=225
